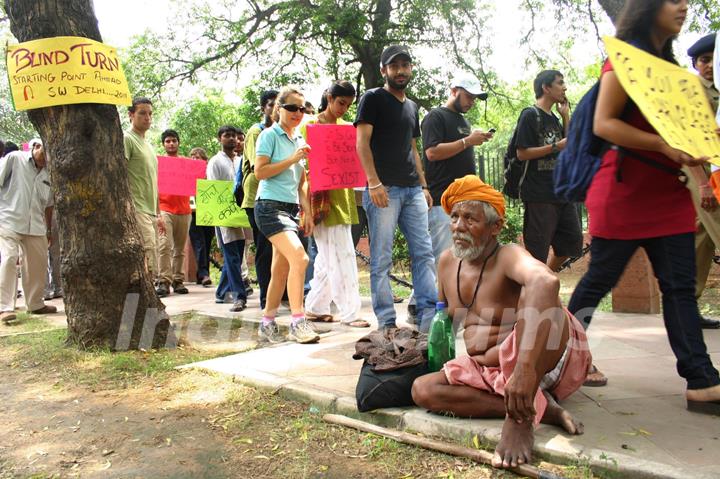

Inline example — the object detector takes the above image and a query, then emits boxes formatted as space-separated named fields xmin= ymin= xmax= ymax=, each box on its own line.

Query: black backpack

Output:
xmin=233 ymin=159 xmax=245 ymax=207
xmin=237 ymin=122 xmax=266 ymax=207
xmin=502 ymin=106 xmax=542 ymax=199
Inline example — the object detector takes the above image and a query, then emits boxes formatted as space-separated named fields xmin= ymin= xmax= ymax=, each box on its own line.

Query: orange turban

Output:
xmin=441 ymin=175 xmax=505 ymax=218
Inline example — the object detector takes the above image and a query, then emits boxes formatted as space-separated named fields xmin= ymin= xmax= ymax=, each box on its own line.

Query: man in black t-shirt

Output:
xmin=516 ymin=70 xmax=582 ymax=270
xmin=354 ymin=44 xmax=437 ymax=331
xmin=423 ymin=75 xmax=494 ymax=262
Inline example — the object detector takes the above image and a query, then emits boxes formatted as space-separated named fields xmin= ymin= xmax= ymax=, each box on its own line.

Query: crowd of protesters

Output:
xmin=2 ymin=0 xmax=720 ymax=469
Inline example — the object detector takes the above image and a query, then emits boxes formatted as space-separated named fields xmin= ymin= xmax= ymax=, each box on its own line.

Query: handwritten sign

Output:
xmin=195 ymin=180 xmax=249 ymax=228
xmin=306 ymin=124 xmax=367 ymax=192
xmin=158 ymin=156 xmax=207 ymax=196
xmin=604 ymin=36 xmax=720 ymax=165
xmin=6 ymin=36 xmax=132 ymax=111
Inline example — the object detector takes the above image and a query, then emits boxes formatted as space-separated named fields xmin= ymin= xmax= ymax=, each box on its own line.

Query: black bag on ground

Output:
xmin=355 ymin=360 xmax=429 ymax=412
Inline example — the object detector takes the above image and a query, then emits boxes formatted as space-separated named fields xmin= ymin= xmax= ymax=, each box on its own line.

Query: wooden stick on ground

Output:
xmin=323 ymin=414 xmax=567 ymax=479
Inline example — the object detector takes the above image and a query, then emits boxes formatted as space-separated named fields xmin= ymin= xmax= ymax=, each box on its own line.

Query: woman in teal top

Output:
xmin=302 ymin=80 xmax=367 ymax=328
xmin=254 ymin=86 xmax=319 ymax=344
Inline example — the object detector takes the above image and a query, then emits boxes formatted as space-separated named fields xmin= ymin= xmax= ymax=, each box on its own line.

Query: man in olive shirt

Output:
xmin=241 ymin=89 xmax=277 ymax=309
xmin=124 ymin=97 xmax=162 ymax=279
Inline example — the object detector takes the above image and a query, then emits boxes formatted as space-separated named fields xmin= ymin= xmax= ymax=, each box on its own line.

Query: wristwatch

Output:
xmin=551 ymin=141 xmax=558 ymax=154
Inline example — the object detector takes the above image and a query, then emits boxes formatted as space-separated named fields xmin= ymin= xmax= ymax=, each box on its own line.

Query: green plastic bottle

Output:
xmin=428 ymin=301 xmax=454 ymax=372
xmin=446 ymin=312 xmax=456 ymax=361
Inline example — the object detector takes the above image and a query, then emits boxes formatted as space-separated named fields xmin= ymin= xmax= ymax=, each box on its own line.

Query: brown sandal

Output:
xmin=583 ymin=364 xmax=608 ymax=387
xmin=343 ymin=319 xmax=370 ymax=328
xmin=305 ymin=312 xmax=335 ymax=322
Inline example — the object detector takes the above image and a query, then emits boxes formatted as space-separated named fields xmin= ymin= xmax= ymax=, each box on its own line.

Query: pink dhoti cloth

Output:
xmin=443 ymin=312 xmax=592 ymax=425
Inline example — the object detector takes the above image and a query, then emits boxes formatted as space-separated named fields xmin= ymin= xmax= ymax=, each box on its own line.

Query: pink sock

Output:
xmin=262 ymin=315 xmax=275 ymax=326
xmin=291 ymin=313 xmax=304 ymax=326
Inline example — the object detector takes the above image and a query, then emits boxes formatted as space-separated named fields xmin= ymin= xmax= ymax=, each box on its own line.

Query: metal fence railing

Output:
xmin=476 ymin=150 xmax=588 ymax=229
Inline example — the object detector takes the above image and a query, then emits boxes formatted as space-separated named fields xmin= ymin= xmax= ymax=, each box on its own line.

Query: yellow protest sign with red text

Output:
xmin=6 ymin=36 xmax=131 ymax=111
xmin=604 ymin=36 xmax=720 ymax=166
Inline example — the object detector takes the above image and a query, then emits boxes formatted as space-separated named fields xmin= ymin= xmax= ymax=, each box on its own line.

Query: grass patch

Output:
xmin=212 ymin=385 xmax=512 ymax=478
xmin=0 ymin=312 xmax=62 ymax=335
xmin=1 ymin=329 xmax=237 ymax=389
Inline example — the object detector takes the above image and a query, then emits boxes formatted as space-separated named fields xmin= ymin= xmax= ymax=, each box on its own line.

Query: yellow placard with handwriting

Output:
xmin=6 ymin=36 xmax=132 ymax=111
xmin=195 ymin=180 xmax=250 ymax=228
xmin=604 ymin=36 xmax=720 ymax=165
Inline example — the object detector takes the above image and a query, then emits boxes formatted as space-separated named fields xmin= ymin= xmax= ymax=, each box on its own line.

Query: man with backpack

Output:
xmin=514 ymin=70 xmax=582 ymax=271
xmin=208 ymin=125 xmax=247 ymax=312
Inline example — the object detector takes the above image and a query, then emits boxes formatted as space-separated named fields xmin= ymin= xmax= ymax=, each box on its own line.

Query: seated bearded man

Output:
xmin=411 ymin=175 xmax=591 ymax=469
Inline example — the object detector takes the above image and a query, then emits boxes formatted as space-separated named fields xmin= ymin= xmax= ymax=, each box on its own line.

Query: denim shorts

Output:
xmin=254 ymin=199 xmax=300 ymax=238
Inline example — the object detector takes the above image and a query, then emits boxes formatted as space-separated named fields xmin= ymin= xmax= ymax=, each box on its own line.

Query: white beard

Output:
xmin=451 ymin=232 xmax=485 ymax=261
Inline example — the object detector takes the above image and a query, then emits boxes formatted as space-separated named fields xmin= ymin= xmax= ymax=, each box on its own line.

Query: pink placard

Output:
xmin=306 ymin=124 xmax=366 ymax=192
xmin=157 ymin=156 xmax=207 ymax=196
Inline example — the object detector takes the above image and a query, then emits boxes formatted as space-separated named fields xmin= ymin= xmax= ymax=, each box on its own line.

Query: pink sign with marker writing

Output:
xmin=306 ymin=124 xmax=366 ymax=192
xmin=157 ymin=156 xmax=207 ymax=196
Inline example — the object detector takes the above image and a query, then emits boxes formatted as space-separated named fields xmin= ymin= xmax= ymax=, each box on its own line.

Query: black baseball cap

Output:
xmin=380 ymin=45 xmax=412 ymax=66
xmin=687 ymin=33 xmax=715 ymax=59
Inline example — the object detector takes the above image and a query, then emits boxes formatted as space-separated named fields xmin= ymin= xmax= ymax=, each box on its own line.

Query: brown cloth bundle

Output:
xmin=353 ymin=327 xmax=428 ymax=372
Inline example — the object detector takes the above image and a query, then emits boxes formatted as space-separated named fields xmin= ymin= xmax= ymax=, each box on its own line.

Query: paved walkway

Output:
xmin=11 ymin=283 xmax=720 ymax=478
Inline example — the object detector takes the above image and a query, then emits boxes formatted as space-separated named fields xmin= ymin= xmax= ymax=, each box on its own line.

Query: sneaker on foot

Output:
xmin=243 ymin=279 xmax=254 ymax=296
xmin=156 ymin=283 xmax=170 ymax=298
xmin=172 ymin=281 xmax=189 ymax=294
xmin=31 ymin=305 xmax=57 ymax=315
xmin=288 ymin=319 xmax=320 ymax=344
xmin=1 ymin=311 xmax=17 ymax=324
xmin=258 ymin=321 xmax=284 ymax=344
xmin=407 ymin=303 xmax=417 ymax=325
xmin=229 ymin=298 xmax=246 ymax=312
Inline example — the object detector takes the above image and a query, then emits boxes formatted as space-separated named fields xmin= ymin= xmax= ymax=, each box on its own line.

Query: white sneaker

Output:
xmin=288 ymin=319 xmax=320 ymax=344
xmin=258 ymin=321 xmax=284 ymax=344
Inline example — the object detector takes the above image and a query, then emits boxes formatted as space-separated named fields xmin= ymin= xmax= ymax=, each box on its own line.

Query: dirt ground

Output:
xmin=0 ymin=331 xmax=517 ymax=479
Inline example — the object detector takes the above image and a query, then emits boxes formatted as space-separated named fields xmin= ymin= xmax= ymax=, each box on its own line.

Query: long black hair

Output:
xmin=615 ymin=0 xmax=678 ymax=64
xmin=319 ymin=80 xmax=356 ymax=113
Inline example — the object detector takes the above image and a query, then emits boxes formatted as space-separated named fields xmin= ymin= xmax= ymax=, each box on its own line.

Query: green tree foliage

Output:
xmin=168 ymin=89 xmax=259 ymax=156
xmin=0 ymin=18 xmax=36 ymax=142
xmin=124 ymin=0 xmax=491 ymax=110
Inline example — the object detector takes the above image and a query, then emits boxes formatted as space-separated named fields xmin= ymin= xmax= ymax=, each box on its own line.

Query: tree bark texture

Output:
xmin=5 ymin=0 xmax=174 ymax=349
xmin=598 ymin=0 xmax=626 ymax=24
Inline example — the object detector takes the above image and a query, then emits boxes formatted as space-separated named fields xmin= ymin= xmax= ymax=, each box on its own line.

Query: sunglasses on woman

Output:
xmin=281 ymin=103 xmax=308 ymax=113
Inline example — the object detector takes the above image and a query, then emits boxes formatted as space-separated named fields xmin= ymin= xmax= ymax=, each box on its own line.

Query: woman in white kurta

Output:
xmin=303 ymin=81 xmax=367 ymax=327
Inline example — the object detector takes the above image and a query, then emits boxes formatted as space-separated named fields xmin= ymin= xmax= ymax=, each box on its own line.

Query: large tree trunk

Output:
xmin=598 ymin=0 xmax=626 ymax=24
xmin=5 ymin=0 xmax=174 ymax=350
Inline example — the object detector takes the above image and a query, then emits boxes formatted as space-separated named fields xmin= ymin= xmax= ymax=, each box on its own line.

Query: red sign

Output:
xmin=306 ymin=124 xmax=366 ymax=192
xmin=157 ymin=156 xmax=207 ymax=196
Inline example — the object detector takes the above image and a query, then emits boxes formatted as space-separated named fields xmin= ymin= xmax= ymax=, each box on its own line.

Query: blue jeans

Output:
xmin=364 ymin=186 xmax=437 ymax=330
xmin=215 ymin=232 xmax=247 ymax=303
xmin=428 ymin=206 xmax=452 ymax=266
xmin=568 ymin=233 xmax=720 ymax=390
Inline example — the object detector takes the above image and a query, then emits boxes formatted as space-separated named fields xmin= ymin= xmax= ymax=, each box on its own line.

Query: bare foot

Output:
xmin=686 ymin=384 xmax=720 ymax=402
xmin=541 ymin=390 xmax=584 ymax=435
xmin=492 ymin=416 xmax=534 ymax=468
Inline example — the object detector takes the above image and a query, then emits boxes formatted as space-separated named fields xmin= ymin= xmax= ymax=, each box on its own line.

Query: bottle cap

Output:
xmin=436 ymin=301 xmax=446 ymax=310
